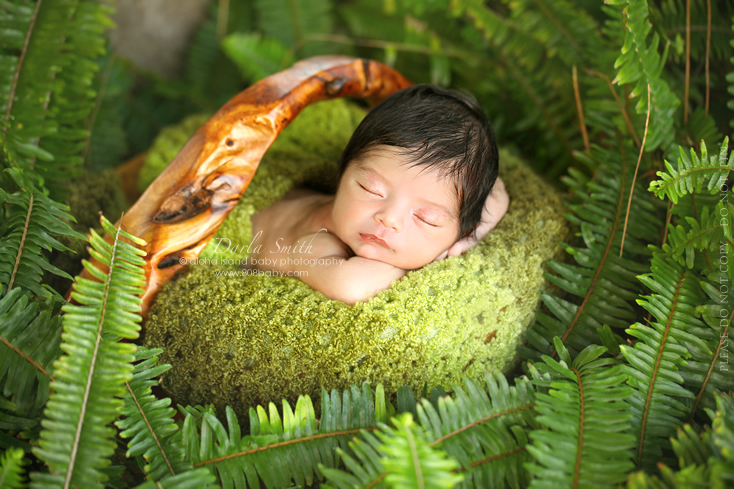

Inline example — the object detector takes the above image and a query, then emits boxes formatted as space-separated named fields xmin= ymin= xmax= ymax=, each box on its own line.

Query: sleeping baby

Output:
xmin=244 ymin=84 xmax=509 ymax=304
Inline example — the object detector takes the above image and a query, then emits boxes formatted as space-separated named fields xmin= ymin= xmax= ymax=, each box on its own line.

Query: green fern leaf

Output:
xmin=608 ymin=0 xmax=680 ymax=152
xmin=133 ymin=469 xmax=218 ymax=489
xmin=708 ymin=393 xmax=734 ymax=484
xmin=0 ymin=170 xmax=86 ymax=301
xmin=525 ymin=338 xmax=636 ymax=488
xmin=377 ymin=412 xmax=464 ymax=489
xmin=658 ymin=0 xmax=734 ymax=63
xmin=685 ymin=271 xmax=734 ymax=418
xmin=0 ymin=288 xmax=62 ymax=416
xmin=322 ymin=373 xmax=538 ymax=488
xmin=522 ymin=142 xmax=661 ymax=358
xmin=649 ymin=138 xmax=733 ymax=204
xmin=450 ymin=0 xmax=588 ymax=175
xmin=0 ymin=0 xmax=114 ymax=199
xmin=324 ymin=412 xmax=464 ymax=489
xmin=182 ymin=382 xmax=384 ymax=488
xmin=221 ymin=33 xmax=293 ymax=83
xmin=30 ymin=215 xmax=146 ymax=488
xmin=625 ymin=392 xmax=734 ymax=487
xmin=419 ymin=373 xmax=536 ymax=488
xmin=663 ymin=200 xmax=731 ymax=270
xmin=115 ymin=346 xmax=192 ymax=482
xmin=729 ymin=15 xmax=734 ymax=129
xmin=620 ymin=253 xmax=711 ymax=471
xmin=253 ymin=0 xmax=333 ymax=58
xmin=0 ymin=447 xmax=27 ymax=488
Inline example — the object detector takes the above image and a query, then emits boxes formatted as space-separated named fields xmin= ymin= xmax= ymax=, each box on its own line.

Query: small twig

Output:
xmin=662 ymin=199 xmax=672 ymax=246
xmin=621 ymin=84 xmax=651 ymax=258
xmin=584 ymin=69 xmax=641 ymax=148
xmin=572 ymin=65 xmax=590 ymax=152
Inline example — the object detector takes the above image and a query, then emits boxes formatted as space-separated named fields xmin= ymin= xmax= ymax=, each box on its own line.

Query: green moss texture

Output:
xmin=141 ymin=99 xmax=571 ymax=418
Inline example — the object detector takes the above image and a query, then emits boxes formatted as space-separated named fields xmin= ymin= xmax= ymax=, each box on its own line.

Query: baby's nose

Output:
xmin=375 ymin=209 xmax=402 ymax=232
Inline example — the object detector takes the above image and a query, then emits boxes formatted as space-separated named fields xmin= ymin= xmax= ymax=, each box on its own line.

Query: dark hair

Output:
xmin=337 ymin=84 xmax=499 ymax=240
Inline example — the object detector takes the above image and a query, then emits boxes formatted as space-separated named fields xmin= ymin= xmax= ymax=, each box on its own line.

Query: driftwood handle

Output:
xmin=76 ymin=56 xmax=412 ymax=316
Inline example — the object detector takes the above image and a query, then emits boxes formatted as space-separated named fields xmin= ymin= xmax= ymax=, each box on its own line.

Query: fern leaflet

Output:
xmin=621 ymin=253 xmax=711 ymax=471
xmin=30 ymin=215 xmax=146 ymax=488
xmin=649 ymin=137 xmax=733 ymax=204
xmin=525 ymin=338 xmax=636 ymax=488
xmin=0 ymin=288 xmax=61 ymax=416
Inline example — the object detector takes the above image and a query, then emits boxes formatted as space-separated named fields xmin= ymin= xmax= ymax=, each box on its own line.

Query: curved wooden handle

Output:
xmin=77 ymin=56 xmax=412 ymax=316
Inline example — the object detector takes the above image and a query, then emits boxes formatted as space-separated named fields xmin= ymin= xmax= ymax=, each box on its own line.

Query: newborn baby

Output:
xmin=246 ymin=84 xmax=509 ymax=304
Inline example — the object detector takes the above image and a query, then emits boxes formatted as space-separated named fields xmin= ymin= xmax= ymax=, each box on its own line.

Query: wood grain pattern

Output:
xmin=74 ymin=56 xmax=412 ymax=316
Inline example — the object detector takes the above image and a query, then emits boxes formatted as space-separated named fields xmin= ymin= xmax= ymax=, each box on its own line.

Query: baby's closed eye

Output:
xmin=414 ymin=214 xmax=438 ymax=227
xmin=358 ymin=182 xmax=382 ymax=197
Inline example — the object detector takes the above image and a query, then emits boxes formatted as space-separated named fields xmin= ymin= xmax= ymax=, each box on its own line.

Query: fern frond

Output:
xmin=658 ymin=0 xmax=734 ymax=63
xmin=729 ymin=15 xmax=734 ymax=130
xmin=626 ymin=392 xmax=734 ymax=487
xmin=649 ymin=138 xmax=733 ymax=204
xmin=182 ymin=382 xmax=385 ymax=488
xmin=0 ymin=0 xmax=114 ymax=198
xmin=450 ymin=0 xmax=588 ymax=174
xmin=374 ymin=412 xmax=464 ymax=489
xmin=221 ymin=33 xmax=293 ymax=84
xmin=686 ymin=108 xmax=724 ymax=150
xmin=620 ymin=253 xmax=711 ymax=471
xmin=521 ymin=142 xmax=662 ymax=358
xmin=133 ymin=469 xmax=218 ymax=489
xmin=708 ymin=392 xmax=734 ymax=484
xmin=86 ymin=55 xmax=130 ymax=172
xmin=322 ymin=373 xmax=538 ymax=488
xmin=685 ymin=271 xmax=734 ymax=418
xmin=0 ymin=447 xmax=26 ymax=488
xmin=0 ymin=169 xmax=86 ymax=301
xmin=0 ymin=288 xmax=61 ymax=416
xmin=416 ymin=373 xmax=536 ymax=488
xmin=608 ymin=0 xmax=680 ymax=152
xmin=115 ymin=346 xmax=190 ymax=482
xmin=502 ymin=0 xmax=602 ymax=66
xmin=525 ymin=338 xmax=635 ymax=489
xmin=30 ymin=215 xmax=146 ymax=487
xmin=663 ymin=200 xmax=731 ymax=270
xmin=253 ymin=0 xmax=333 ymax=58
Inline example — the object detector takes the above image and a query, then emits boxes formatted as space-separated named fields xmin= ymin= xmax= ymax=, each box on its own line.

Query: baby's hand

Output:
xmin=434 ymin=177 xmax=509 ymax=261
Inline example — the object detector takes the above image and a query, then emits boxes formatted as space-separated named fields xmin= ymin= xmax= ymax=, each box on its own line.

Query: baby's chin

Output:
xmin=353 ymin=244 xmax=432 ymax=270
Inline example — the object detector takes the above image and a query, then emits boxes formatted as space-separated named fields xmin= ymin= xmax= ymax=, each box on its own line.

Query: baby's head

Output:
xmin=332 ymin=84 xmax=499 ymax=269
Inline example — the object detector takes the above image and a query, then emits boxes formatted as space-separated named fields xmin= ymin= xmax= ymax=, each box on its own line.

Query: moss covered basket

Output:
xmin=141 ymin=99 xmax=571 ymax=417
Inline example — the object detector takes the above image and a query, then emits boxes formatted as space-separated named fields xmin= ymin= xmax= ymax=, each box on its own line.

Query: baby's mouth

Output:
xmin=360 ymin=233 xmax=389 ymax=248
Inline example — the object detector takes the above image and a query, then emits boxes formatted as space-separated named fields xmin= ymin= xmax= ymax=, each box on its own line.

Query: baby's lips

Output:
xmin=360 ymin=233 xmax=390 ymax=248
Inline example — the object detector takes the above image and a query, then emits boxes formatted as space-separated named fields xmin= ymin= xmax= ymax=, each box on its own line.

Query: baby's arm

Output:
xmin=435 ymin=177 xmax=510 ymax=260
xmin=287 ymin=230 xmax=406 ymax=305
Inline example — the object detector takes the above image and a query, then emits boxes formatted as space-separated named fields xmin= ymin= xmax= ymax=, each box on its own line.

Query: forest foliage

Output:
xmin=0 ymin=0 xmax=733 ymax=487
